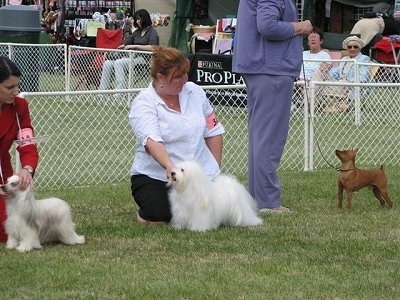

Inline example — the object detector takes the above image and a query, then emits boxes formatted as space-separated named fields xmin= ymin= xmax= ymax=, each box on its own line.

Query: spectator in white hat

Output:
xmin=316 ymin=36 xmax=371 ymax=112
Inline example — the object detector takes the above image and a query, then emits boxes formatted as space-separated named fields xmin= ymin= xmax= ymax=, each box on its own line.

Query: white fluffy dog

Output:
xmin=2 ymin=175 xmax=85 ymax=252
xmin=168 ymin=161 xmax=263 ymax=232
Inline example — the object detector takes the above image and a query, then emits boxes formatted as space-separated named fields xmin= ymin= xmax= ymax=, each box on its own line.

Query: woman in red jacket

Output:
xmin=0 ymin=56 xmax=39 ymax=242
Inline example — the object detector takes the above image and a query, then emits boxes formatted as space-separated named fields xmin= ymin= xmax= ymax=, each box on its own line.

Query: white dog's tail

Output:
xmin=213 ymin=174 xmax=263 ymax=227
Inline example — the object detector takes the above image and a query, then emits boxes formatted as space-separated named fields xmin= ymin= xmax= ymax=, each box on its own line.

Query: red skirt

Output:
xmin=0 ymin=196 xmax=7 ymax=242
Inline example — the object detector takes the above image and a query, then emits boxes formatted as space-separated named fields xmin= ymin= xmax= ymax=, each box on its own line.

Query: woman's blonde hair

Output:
xmin=150 ymin=46 xmax=190 ymax=82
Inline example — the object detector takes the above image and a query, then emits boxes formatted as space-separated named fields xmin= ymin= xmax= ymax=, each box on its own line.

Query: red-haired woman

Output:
xmin=129 ymin=47 xmax=224 ymax=225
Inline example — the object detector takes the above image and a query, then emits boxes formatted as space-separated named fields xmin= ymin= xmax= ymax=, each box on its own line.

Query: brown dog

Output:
xmin=335 ymin=148 xmax=393 ymax=209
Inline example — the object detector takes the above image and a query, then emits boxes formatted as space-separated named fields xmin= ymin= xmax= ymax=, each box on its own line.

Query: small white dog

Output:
xmin=168 ymin=161 xmax=263 ymax=232
xmin=2 ymin=175 xmax=85 ymax=252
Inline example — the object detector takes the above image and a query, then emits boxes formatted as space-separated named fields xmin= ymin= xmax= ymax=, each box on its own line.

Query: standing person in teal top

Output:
xmin=233 ymin=0 xmax=312 ymax=213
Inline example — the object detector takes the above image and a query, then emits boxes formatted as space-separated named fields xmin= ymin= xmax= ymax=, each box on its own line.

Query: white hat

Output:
xmin=342 ymin=36 xmax=365 ymax=49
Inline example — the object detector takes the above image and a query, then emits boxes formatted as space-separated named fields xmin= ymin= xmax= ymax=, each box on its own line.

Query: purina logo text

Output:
xmin=197 ymin=60 xmax=223 ymax=70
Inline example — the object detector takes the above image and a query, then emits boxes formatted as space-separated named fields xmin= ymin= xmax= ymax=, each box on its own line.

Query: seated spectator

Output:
xmin=299 ymin=28 xmax=331 ymax=81
xmin=99 ymin=9 xmax=159 ymax=92
xmin=316 ymin=36 xmax=371 ymax=112
xmin=292 ymin=28 xmax=331 ymax=111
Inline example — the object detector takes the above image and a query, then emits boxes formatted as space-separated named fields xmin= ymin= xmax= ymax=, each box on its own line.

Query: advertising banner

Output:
xmin=187 ymin=53 xmax=246 ymax=106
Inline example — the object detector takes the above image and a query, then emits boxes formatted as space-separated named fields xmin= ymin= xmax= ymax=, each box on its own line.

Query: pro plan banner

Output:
xmin=187 ymin=53 xmax=246 ymax=107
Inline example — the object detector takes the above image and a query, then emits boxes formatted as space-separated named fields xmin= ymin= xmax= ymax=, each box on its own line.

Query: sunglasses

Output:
xmin=347 ymin=45 xmax=359 ymax=49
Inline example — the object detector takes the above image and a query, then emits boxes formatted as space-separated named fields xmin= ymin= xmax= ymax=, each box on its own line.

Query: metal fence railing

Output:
xmin=292 ymin=60 xmax=400 ymax=171
xmin=2 ymin=43 xmax=399 ymax=190
xmin=18 ymin=87 xmax=253 ymax=190
xmin=66 ymin=46 xmax=153 ymax=93
xmin=0 ymin=43 xmax=67 ymax=93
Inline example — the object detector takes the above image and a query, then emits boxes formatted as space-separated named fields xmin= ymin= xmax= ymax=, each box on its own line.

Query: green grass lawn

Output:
xmin=3 ymin=74 xmax=399 ymax=298
xmin=1 ymin=167 xmax=399 ymax=299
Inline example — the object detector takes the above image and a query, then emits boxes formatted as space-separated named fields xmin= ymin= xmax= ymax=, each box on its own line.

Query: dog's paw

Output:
xmin=74 ymin=235 xmax=85 ymax=244
xmin=5 ymin=241 xmax=18 ymax=249
xmin=171 ymin=223 xmax=185 ymax=230
xmin=61 ymin=234 xmax=85 ymax=245
xmin=16 ymin=243 xmax=34 ymax=252
xmin=33 ymin=244 xmax=43 ymax=249
xmin=188 ymin=224 xmax=214 ymax=232
xmin=240 ymin=216 xmax=263 ymax=227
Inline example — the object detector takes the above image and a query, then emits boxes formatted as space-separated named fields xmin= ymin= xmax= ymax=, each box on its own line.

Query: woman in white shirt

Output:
xmin=129 ymin=47 xmax=225 ymax=224
xmin=299 ymin=28 xmax=331 ymax=81
xmin=294 ymin=28 xmax=331 ymax=110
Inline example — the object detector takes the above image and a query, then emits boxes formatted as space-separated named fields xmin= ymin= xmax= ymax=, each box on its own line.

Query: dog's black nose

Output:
xmin=171 ymin=172 xmax=176 ymax=176
xmin=0 ymin=185 xmax=6 ymax=192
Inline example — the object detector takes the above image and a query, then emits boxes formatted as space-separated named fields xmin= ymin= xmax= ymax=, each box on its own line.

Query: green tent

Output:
xmin=168 ymin=0 xmax=238 ymax=53
xmin=167 ymin=0 xmax=194 ymax=53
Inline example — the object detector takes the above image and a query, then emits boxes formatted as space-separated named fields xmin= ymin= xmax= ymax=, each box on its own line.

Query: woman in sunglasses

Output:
xmin=330 ymin=36 xmax=371 ymax=83
xmin=318 ymin=36 xmax=371 ymax=112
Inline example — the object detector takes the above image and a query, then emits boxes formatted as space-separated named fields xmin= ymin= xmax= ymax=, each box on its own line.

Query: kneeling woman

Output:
xmin=128 ymin=47 xmax=225 ymax=224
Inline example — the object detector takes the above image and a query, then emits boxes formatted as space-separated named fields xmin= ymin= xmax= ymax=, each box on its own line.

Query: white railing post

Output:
xmin=308 ymin=81 xmax=315 ymax=171
xmin=354 ymin=61 xmax=361 ymax=125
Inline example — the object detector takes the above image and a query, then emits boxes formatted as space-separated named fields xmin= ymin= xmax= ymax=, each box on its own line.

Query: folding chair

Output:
xmin=96 ymin=28 xmax=123 ymax=49
xmin=370 ymin=36 xmax=400 ymax=82
xmin=92 ymin=28 xmax=124 ymax=86
xmin=370 ymin=37 xmax=400 ymax=65
xmin=321 ymin=63 xmax=380 ymax=113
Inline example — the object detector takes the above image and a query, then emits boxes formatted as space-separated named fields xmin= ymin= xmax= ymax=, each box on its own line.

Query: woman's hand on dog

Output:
xmin=0 ymin=169 xmax=32 ymax=196
xmin=165 ymin=163 xmax=176 ymax=182
xmin=17 ymin=168 xmax=33 ymax=191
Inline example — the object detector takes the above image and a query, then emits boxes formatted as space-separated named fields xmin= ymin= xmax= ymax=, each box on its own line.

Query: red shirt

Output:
xmin=0 ymin=96 xmax=39 ymax=184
